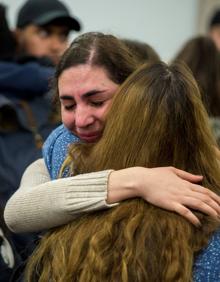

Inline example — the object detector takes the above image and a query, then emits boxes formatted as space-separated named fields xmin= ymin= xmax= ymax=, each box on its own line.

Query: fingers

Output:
xmin=172 ymin=181 xmax=220 ymax=226
xmin=182 ymin=183 xmax=220 ymax=216
xmin=174 ymin=204 xmax=201 ymax=226
xmin=188 ymin=192 xmax=220 ymax=216
xmin=169 ymin=196 xmax=220 ymax=227
xmin=171 ymin=167 xmax=203 ymax=183
xmin=182 ymin=196 xmax=220 ymax=218
xmin=191 ymin=185 xmax=220 ymax=206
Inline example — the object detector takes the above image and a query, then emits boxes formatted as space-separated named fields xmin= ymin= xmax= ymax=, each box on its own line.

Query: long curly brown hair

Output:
xmin=26 ymin=62 xmax=220 ymax=282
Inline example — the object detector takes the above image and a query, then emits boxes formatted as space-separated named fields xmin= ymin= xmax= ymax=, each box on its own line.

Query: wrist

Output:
xmin=106 ymin=167 xmax=144 ymax=204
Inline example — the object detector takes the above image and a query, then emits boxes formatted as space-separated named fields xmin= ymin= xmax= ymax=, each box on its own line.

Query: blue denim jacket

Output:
xmin=43 ymin=124 xmax=79 ymax=179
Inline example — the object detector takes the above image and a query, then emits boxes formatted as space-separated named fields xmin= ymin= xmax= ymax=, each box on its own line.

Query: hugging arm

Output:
xmin=4 ymin=161 xmax=220 ymax=233
xmin=112 ymin=166 xmax=220 ymax=226
xmin=4 ymin=159 xmax=115 ymax=233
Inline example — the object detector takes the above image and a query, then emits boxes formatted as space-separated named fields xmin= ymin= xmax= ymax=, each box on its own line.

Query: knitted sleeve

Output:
xmin=4 ymin=159 xmax=117 ymax=233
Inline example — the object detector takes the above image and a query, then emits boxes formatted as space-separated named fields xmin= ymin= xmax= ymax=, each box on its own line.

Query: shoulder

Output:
xmin=193 ymin=229 xmax=220 ymax=281
xmin=43 ymin=124 xmax=77 ymax=157
xmin=43 ymin=125 xmax=79 ymax=179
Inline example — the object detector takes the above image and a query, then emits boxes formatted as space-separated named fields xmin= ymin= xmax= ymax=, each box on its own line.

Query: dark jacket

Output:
xmin=0 ymin=61 xmax=57 ymax=203
xmin=0 ymin=61 xmax=59 ymax=281
xmin=0 ymin=205 xmax=22 ymax=282
xmin=0 ymin=226 xmax=22 ymax=282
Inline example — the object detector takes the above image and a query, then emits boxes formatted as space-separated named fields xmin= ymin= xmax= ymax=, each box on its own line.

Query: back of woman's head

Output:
xmin=26 ymin=62 xmax=220 ymax=282
xmin=173 ymin=36 xmax=220 ymax=117
xmin=74 ymin=61 xmax=220 ymax=189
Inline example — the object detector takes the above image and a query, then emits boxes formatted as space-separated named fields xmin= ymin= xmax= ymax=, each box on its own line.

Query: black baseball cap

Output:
xmin=16 ymin=0 xmax=81 ymax=31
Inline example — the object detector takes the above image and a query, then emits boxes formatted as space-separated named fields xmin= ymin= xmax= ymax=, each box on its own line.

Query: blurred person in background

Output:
xmin=15 ymin=0 xmax=81 ymax=66
xmin=0 ymin=0 xmax=82 ymax=209
xmin=209 ymin=9 xmax=220 ymax=51
xmin=173 ymin=36 xmax=220 ymax=146
xmin=0 ymin=5 xmax=53 ymax=280
xmin=122 ymin=38 xmax=160 ymax=63
xmin=0 ymin=2 xmax=81 ymax=279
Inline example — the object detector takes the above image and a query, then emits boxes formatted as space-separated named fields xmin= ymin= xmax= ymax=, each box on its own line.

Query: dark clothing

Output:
xmin=0 ymin=5 xmax=17 ymax=61
xmin=0 ymin=206 xmax=22 ymax=282
xmin=0 ymin=95 xmax=56 ymax=202
xmin=0 ymin=61 xmax=53 ymax=99
xmin=0 ymin=61 xmax=56 ymax=204
xmin=0 ymin=61 xmax=58 ymax=281
xmin=0 ymin=227 xmax=22 ymax=282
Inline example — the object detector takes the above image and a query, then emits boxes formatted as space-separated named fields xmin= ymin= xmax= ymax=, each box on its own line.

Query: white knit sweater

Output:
xmin=4 ymin=159 xmax=116 ymax=233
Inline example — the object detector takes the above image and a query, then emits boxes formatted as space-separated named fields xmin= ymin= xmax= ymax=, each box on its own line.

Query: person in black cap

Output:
xmin=209 ymin=9 xmax=220 ymax=51
xmin=0 ymin=3 xmax=76 ymax=278
xmin=15 ymin=0 xmax=81 ymax=66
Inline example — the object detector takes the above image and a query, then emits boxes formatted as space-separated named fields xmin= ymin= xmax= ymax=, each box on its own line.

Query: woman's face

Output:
xmin=58 ymin=64 xmax=119 ymax=142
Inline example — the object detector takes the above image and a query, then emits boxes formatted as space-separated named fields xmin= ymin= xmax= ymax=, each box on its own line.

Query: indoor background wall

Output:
xmin=1 ymin=0 xmax=212 ymax=62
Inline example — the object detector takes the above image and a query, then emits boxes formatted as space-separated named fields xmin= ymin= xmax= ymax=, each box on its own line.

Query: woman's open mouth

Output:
xmin=77 ymin=133 xmax=101 ymax=143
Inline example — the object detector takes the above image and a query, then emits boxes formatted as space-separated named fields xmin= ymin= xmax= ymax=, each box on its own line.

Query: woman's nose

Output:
xmin=75 ymin=107 xmax=95 ymax=128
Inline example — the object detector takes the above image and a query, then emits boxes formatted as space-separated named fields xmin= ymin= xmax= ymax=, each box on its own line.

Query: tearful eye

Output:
xmin=91 ymin=101 xmax=104 ymax=107
xmin=64 ymin=104 xmax=75 ymax=111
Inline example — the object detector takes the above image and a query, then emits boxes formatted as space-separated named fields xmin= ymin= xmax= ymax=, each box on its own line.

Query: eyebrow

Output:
xmin=59 ymin=95 xmax=74 ymax=101
xmin=60 ymin=90 xmax=106 ymax=101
